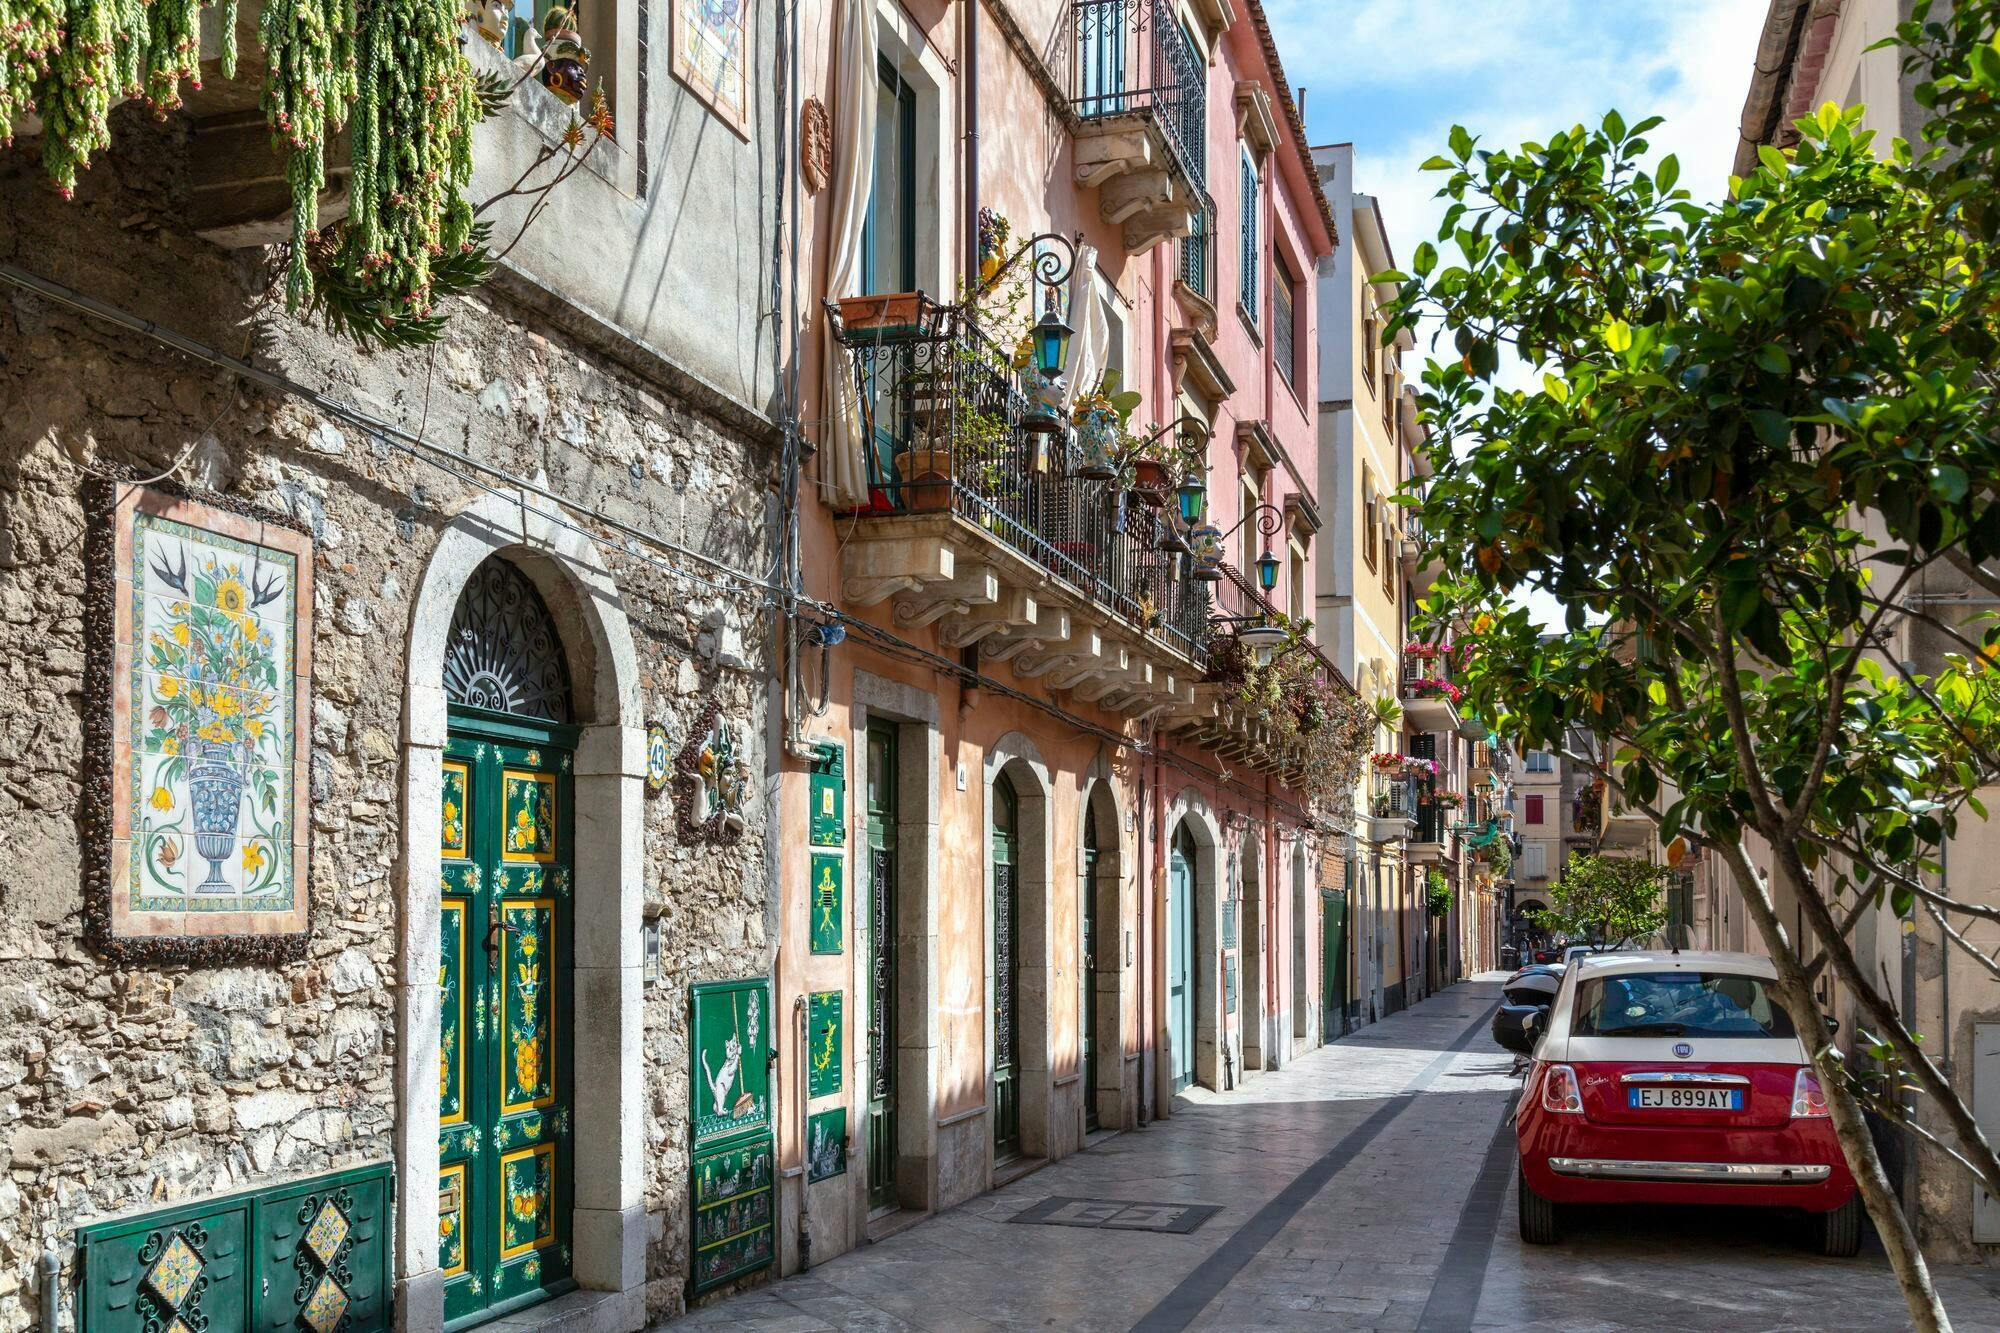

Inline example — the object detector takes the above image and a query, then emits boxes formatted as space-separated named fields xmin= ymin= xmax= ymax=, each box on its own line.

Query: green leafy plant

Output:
xmin=1528 ymin=854 xmax=1668 ymax=946
xmin=1380 ymin=3 xmax=2000 ymax=1318
xmin=1425 ymin=868 xmax=1453 ymax=917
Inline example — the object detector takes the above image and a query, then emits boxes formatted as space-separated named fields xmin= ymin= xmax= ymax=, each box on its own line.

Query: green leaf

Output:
xmin=1449 ymin=125 xmax=1474 ymax=160
xmin=1720 ymin=576 xmax=1764 ymax=630
xmin=1656 ymin=153 xmax=1680 ymax=193
xmin=1419 ymin=155 xmax=1455 ymax=171
xmin=1603 ymin=109 xmax=1627 ymax=142
xmin=1603 ymin=319 xmax=1633 ymax=353
xmin=1758 ymin=143 xmax=1789 ymax=174
xmin=1370 ymin=269 xmax=1411 ymax=284
xmin=1543 ymin=373 xmax=1570 ymax=404
xmin=1413 ymin=241 xmax=1438 ymax=277
xmin=1930 ymin=464 xmax=1969 ymax=504
xmin=1748 ymin=409 xmax=1792 ymax=447
xmin=1754 ymin=344 xmax=1791 ymax=375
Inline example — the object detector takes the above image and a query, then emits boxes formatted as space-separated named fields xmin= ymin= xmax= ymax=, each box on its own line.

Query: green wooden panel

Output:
xmin=1224 ymin=954 xmax=1238 ymax=1016
xmin=1222 ymin=898 xmax=1238 ymax=949
xmin=808 ymin=990 xmax=844 ymax=1098
xmin=689 ymin=1133 xmax=774 ymax=1295
xmin=809 ymin=852 xmax=844 ymax=955
xmin=77 ymin=1161 xmax=393 ymax=1333
xmin=691 ymin=978 xmax=774 ymax=1149
xmin=809 ymin=741 xmax=847 ymax=846
xmin=807 ymin=1107 xmax=848 ymax=1183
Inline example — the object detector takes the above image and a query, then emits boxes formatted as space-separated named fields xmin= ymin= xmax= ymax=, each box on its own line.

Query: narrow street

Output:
xmin=667 ymin=979 xmax=2000 ymax=1333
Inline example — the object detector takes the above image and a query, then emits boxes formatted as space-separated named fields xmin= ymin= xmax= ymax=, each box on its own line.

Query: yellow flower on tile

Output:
xmin=215 ymin=577 xmax=247 ymax=613
xmin=162 ymin=737 xmax=179 ymax=755
xmin=157 ymin=676 xmax=180 ymax=700
xmin=213 ymin=692 xmax=241 ymax=718
xmin=242 ymin=843 xmax=266 ymax=874
xmin=172 ymin=622 xmax=190 ymax=646
xmin=150 ymin=786 xmax=174 ymax=811
xmin=246 ymin=719 xmax=265 ymax=740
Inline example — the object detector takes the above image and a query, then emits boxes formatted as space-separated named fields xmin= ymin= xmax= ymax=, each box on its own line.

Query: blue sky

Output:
xmin=1263 ymin=0 xmax=1768 ymax=625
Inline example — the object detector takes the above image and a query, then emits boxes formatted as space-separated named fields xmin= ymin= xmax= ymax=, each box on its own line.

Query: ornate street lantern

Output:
xmin=1255 ymin=548 xmax=1280 ymax=592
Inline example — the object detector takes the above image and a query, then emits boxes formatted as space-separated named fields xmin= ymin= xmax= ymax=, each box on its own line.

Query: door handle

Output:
xmin=484 ymin=899 xmax=519 ymax=967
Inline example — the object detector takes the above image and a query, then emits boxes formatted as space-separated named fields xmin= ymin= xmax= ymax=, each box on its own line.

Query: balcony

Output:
xmin=1364 ymin=775 xmax=1417 ymax=844
xmin=830 ymin=297 xmax=1203 ymax=721
xmin=1159 ymin=563 xmax=1354 ymax=788
xmin=1407 ymin=800 xmax=1449 ymax=865
xmin=1401 ymin=651 xmax=1465 ymax=734
xmin=1071 ymin=0 xmax=1207 ymax=255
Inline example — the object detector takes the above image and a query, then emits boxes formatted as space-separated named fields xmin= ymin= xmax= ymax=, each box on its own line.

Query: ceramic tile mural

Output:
xmin=88 ymin=481 xmax=313 ymax=962
xmin=671 ymin=0 xmax=752 ymax=137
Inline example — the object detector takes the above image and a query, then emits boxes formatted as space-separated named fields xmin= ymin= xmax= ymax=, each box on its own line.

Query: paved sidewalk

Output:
xmin=661 ymin=976 xmax=2000 ymax=1332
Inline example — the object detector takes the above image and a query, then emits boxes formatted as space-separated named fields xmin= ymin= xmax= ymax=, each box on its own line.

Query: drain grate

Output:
xmin=1007 ymin=1197 xmax=1222 ymax=1234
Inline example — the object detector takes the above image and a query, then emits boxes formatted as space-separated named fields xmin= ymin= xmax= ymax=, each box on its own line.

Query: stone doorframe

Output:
xmin=849 ymin=671 xmax=942 ymax=1219
xmin=1078 ymin=762 xmax=1130 ymax=1132
xmin=1162 ymin=788 xmax=1225 ymax=1100
xmin=982 ymin=733 xmax=1056 ymax=1167
xmin=394 ymin=485 xmax=646 ymax=1333
xmin=1290 ymin=837 xmax=1315 ymax=1049
xmin=1240 ymin=828 xmax=1266 ymax=1072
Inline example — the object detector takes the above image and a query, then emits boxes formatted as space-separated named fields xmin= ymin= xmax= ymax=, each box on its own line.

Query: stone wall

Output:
xmin=0 ymin=107 xmax=777 ymax=1330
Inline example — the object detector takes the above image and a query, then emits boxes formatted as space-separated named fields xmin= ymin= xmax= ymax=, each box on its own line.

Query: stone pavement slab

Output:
xmin=661 ymin=976 xmax=2000 ymax=1333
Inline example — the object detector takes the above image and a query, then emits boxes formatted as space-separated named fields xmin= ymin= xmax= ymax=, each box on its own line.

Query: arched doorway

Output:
xmin=1167 ymin=824 xmax=1196 ymax=1092
xmin=438 ymin=555 xmax=577 ymax=1325
xmin=992 ymin=773 xmax=1022 ymax=1161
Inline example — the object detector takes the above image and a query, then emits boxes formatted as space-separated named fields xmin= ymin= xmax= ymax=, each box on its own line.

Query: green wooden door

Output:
xmin=1168 ymin=826 xmax=1194 ymax=1091
xmin=1321 ymin=889 xmax=1348 ymax=1042
xmin=1081 ymin=806 xmax=1100 ymax=1133
xmin=439 ymin=711 xmax=576 ymax=1327
xmin=992 ymin=775 xmax=1021 ymax=1160
xmin=864 ymin=723 xmax=899 ymax=1212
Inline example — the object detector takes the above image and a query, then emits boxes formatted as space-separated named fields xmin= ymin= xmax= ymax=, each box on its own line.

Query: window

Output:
xmin=1361 ymin=475 xmax=1379 ymax=572
xmin=1180 ymin=201 xmax=1211 ymax=300
xmin=1573 ymin=972 xmax=1795 ymax=1039
xmin=1239 ymin=148 xmax=1259 ymax=322
xmin=863 ymin=57 xmax=918 ymax=295
xmin=1524 ymin=794 xmax=1545 ymax=825
xmin=1288 ymin=542 xmax=1307 ymax=621
xmin=1381 ymin=370 xmax=1396 ymax=431
xmin=1240 ymin=470 xmax=1265 ymax=577
xmin=1361 ymin=290 xmax=1379 ymax=390
xmin=1273 ymin=255 xmax=1299 ymax=389
xmin=1525 ymin=750 xmax=1554 ymax=773
xmin=1521 ymin=843 xmax=1548 ymax=880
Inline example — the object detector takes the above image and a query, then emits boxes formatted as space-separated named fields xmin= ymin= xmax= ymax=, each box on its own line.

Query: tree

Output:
xmin=1381 ymin=4 xmax=2000 ymax=1325
xmin=1530 ymin=853 xmax=1668 ymax=947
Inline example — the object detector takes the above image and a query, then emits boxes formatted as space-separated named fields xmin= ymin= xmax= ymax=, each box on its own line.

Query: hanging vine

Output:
xmin=259 ymin=0 xmax=356 ymax=305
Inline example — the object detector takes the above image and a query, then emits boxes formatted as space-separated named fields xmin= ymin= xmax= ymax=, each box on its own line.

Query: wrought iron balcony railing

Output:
xmin=1073 ymin=0 xmax=1208 ymax=189
xmin=830 ymin=297 xmax=1210 ymax=664
xmin=1372 ymin=774 xmax=1417 ymax=821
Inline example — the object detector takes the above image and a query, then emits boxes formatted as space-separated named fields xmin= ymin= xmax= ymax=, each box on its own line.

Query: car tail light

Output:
xmin=1541 ymin=1063 xmax=1583 ymax=1114
xmin=1792 ymin=1067 xmax=1830 ymax=1118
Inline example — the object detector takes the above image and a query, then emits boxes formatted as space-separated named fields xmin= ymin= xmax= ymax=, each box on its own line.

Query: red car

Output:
xmin=1512 ymin=950 xmax=1861 ymax=1255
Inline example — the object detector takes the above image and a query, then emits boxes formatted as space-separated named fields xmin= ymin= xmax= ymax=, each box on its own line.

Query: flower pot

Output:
xmin=188 ymin=740 xmax=244 ymax=891
xmin=894 ymin=448 xmax=953 ymax=511
xmin=1075 ymin=408 xmax=1119 ymax=480
xmin=543 ymin=55 xmax=588 ymax=104
xmin=836 ymin=292 xmax=925 ymax=337
xmin=1021 ymin=372 xmax=1066 ymax=435
xmin=1131 ymin=457 xmax=1171 ymax=494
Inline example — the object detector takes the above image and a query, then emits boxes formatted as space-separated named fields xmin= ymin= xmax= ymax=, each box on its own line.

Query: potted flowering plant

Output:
xmin=1123 ymin=420 xmax=1203 ymax=501
xmin=1407 ymin=677 xmax=1464 ymax=704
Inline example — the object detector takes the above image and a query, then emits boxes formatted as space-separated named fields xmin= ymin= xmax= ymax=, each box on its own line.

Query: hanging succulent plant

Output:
xmin=260 ymin=0 xmax=357 ymax=305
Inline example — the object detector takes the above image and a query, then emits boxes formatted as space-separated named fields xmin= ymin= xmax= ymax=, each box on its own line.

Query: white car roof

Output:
xmin=1569 ymin=949 xmax=1777 ymax=980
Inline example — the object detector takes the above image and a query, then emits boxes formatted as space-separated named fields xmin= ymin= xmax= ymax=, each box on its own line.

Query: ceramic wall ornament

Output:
xmin=470 ymin=0 xmax=510 ymax=47
xmin=671 ymin=0 xmax=753 ymax=139
xmin=674 ymin=697 xmax=749 ymax=844
xmin=800 ymin=96 xmax=831 ymax=194
xmin=82 ymin=474 xmax=315 ymax=964
xmin=645 ymin=722 xmax=671 ymax=795
xmin=805 ymin=1107 xmax=846 ymax=1183
xmin=539 ymin=5 xmax=591 ymax=105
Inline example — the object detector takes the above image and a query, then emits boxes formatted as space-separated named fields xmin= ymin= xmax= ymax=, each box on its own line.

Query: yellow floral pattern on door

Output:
xmin=502 ymin=900 xmax=554 ymax=1113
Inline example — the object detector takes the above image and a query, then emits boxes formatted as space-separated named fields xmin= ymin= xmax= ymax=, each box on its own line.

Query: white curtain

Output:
xmin=1063 ymin=243 xmax=1107 ymax=405
xmin=820 ymin=0 xmax=879 ymax=510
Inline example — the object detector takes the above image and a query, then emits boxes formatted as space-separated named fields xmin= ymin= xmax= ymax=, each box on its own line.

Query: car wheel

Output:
xmin=1517 ymin=1160 xmax=1560 ymax=1245
xmin=1813 ymin=1194 xmax=1862 ymax=1258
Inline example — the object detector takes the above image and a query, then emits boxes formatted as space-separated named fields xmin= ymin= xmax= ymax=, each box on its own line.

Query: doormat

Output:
xmin=1007 ymin=1197 xmax=1222 ymax=1234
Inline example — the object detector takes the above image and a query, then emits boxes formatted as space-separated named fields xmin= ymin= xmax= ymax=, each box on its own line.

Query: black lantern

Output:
xmin=1256 ymin=548 xmax=1280 ymax=592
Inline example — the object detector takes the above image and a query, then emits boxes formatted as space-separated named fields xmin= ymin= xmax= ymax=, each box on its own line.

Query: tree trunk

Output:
xmin=1718 ymin=845 xmax=1950 ymax=1331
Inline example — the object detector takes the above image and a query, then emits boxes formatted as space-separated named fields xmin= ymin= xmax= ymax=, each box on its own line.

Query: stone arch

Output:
xmin=1077 ymin=764 xmax=1128 ymax=1131
xmin=983 ymin=732 xmax=1055 ymax=1167
xmin=393 ymin=483 xmax=644 ymax=1331
xmin=1163 ymin=787 xmax=1224 ymax=1097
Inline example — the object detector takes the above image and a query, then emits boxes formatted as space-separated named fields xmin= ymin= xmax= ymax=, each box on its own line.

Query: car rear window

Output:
xmin=1572 ymin=971 xmax=1796 ymax=1039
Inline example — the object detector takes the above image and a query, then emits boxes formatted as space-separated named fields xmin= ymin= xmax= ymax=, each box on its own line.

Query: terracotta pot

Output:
xmin=894 ymin=448 xmax=953 ymax=511
xmin=837 ymin=292 xmax=925 ymax=335
xmin=1131 ymin=457 xmax=1170 ymax=495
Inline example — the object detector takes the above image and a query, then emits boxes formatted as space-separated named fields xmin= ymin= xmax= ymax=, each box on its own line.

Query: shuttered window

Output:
xmin=1273 ymin=255 xmax=1296 ymax=388
xmin=1239 ymin=148 xmax=1259 ymax=321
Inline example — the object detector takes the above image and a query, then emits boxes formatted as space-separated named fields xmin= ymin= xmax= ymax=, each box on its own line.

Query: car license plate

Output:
xmin=1629 ymin=1086 xmax=1741 ymax=1110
